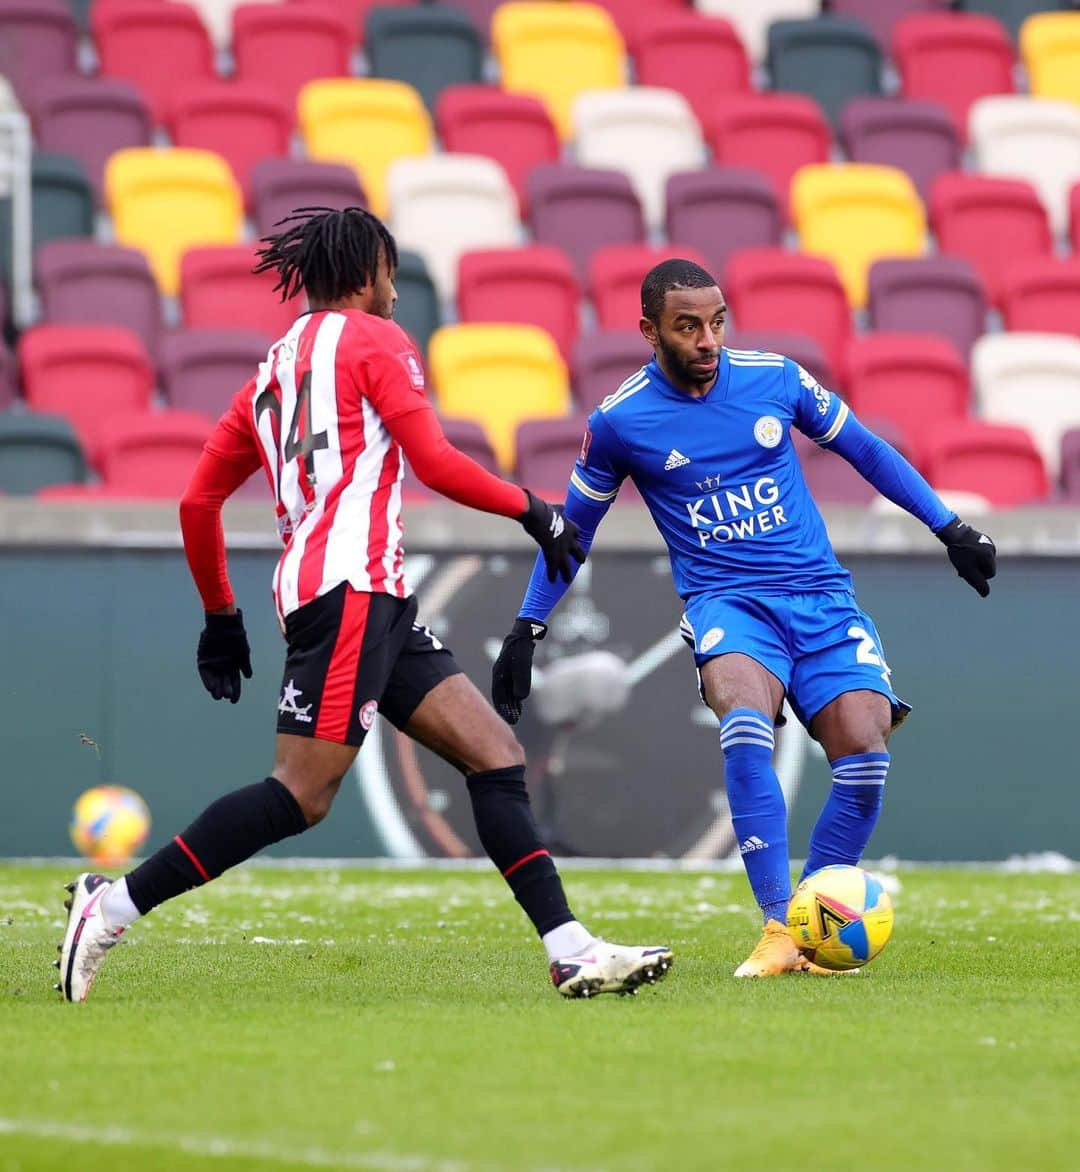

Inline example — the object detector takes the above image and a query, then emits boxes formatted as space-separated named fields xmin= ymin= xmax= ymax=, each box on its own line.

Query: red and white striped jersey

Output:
xmin=215 ymin=309 xmax=428 ymax=620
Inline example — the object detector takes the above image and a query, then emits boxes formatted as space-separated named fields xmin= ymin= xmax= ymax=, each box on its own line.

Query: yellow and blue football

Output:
xmin=787 ymin=864 xmax=894 ymax=970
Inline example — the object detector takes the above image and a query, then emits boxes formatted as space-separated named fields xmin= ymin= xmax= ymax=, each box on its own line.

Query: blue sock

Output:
xmin=720 ymin=708 xmax=790 ymax=925
xmin=801 ymin=752 xmax=889 ymax=881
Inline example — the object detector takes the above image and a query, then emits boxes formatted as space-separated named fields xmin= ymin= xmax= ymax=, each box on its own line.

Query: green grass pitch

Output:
xmin=2 ymin=863 xmax=1077 ymax=1172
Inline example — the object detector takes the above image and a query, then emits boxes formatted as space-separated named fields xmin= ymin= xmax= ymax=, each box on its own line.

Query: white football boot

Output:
xmin=56 ymin=873 xmax=124 ymax=1002
xmin=550 ymin=941 xmax=674 ymax=998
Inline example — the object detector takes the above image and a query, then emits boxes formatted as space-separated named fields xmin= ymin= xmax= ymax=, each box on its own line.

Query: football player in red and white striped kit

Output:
xmin=58 ymin=207 xmax=672 ymax=1002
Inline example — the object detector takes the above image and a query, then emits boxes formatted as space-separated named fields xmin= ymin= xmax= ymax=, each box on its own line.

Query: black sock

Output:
xmin=125 ymin=778 xmax=308 ymax=915
xmin=466 ymin=766 xmax=574 ymax=936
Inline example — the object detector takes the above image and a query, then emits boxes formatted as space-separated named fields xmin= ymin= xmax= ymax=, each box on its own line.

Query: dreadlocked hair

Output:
xmin=252 ymin=206 xmax=399 ymax=304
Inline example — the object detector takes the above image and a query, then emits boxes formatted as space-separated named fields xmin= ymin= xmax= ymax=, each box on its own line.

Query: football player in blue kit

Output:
xmin=491 ymin=259 xmax=997 ymax=977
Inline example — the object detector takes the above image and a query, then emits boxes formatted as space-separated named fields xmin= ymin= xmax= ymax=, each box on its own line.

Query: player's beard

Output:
xmin=657 ymin=335 xmax=718 ymax=392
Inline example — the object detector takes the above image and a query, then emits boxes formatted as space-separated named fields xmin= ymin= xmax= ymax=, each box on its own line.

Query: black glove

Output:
xmin=197 ymin=610 xmax=253 ymax=703
xmin=518 ymin=490 xmax=586 ymax=583
xmin=935 ymin=517 xmax=997 ymax=598
xmin=491 ymin=618 xmax=547 ymax=725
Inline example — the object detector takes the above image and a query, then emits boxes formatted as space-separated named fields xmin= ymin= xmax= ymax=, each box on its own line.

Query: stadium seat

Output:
xmin=165 ymin=82 xmax=293 ymax=208
xmin=105 ymin=148 xmax=244 ymax=296
xmin=705 ymin=94 xmax=831 ymax=222
xmin=393 ymin=250 xmax=440 ymax=356
xmin=971 ymin=332 xmax=1080 ymax=477
xmin=969 ymin=95 xmax=1080 ymax=237
xmin=527 ymin=164 xmax=645 ymax=281
xmin=586 ymin=0 xmax=686 ymax=45
xmin=0 ymin=151 xmax=94 ymax=291
xmin=725 ymin=249 xmax=852 ymax=380
xmin=571 ymin=328 xmax=651 ymax=411
xmin=403 ymin=417 xmax=497 ymax=502
xmin=159 ymin=328 xmax=271 ymax=418
xmin=628 ymin=11 xmax=750 ymax=128
xmin=436 ymin=86 xmax=558 ymax=215
xmin=366 ymin=5 xmax=484 ymax=112
xmin=98 ymin=409 xmax=214 ymax=497
xmin=428 ymin=323 xmax=571 ymax=470
xmin=288 ymin=0 xmax=413 ymax=44
xmin=665 ymin=168 xmax=783 ymax=285
xmin=891 ymin=12 xmax=1015 ymax=140
xmin=766 ymin=17 xmax=883 ymax=128
xmin=0 ymin=412 xmax=87 ymax=495
xmin=91 ymin=1 xmax=215 ymax=126
xmin=695 ymin=0 xmax=818 ymax=65
xmin=790 ymin=426 xmax=879 ymax=504
xmin=999 ymin=257 xmax=1080 ymax=336
xmin=844 ymin=332 xmax=970 ymax=463
xmin=388 ymin=154 xmax=519 ymax=301
xmin=964 ymin=0 xmax=1071 ymax=42
xmin=725 ymin=330 xmax=835 ymax=392
xmin=0 ymin=0 xmax=76 ymax=109
xmin=1059 ymin=427 xmax=1080 ymax=500
xmin=35 ymin=240 xmax=162 ymax=359
xmin=250 ymin=159 xmax=367 ymax=238
xmin=790 ymin=163 xmax=926 ymax=309
xmin=29 ymin=77 xmax=151 ymax=199
xmin=828 ymin=1 xmax=954 ymax=48
xmin=867 ymin=256 xmax=987 ymax=359
xmin=458 ymin=246 xmax=580 ymax=359
xmin=491 ymin=1 xmax=626 ymax=139
xmin=929 ymin=172 xmax=1053 ymax=306
xmin=17 ymin=324 xmax=155 ymax=462
xmin=588 ymin=243 xmax=711 ymax=333
xmin=1020 ymin=11 xmax=1080 ymax=107
xmin=921 ymin=418 xmax=1049 ymax=506
xmin=298 ymin=78 xmax=433 ymax=220
xmin=838 ymin=97 xmax=961 ymax=203
xmin=572 ymin=88 xmax=705 ymax=231
xmin=180 ymin=245 xmax=300 ymax=339
xmin=515 ymin=416 xmax=590 ymax=497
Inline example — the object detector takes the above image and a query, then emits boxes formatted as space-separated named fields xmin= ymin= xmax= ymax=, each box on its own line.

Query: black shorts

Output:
xmin=276 ymin=584 xmax=462 ymax=746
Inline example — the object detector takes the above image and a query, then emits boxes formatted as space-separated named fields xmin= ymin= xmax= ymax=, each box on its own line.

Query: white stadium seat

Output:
xmin=972 ymin=331 xmax=1080 ymax=476
xmin=970 ymin=95 xmax=1080 ymax=236
xmin=573 ymin=87 xmax=706 ymax=231
xmin=694 ymin=0 xmax=819 ymax=63
xmin=388 ymin=154 xmax=521 ymax=301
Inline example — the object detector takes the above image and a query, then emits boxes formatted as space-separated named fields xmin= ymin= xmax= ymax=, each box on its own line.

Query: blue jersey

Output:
xmin=571 ymin=349 xmax=854 ymax=599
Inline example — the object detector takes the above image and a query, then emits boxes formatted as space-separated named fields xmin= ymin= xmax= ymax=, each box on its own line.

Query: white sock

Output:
xmin=541 ymin=920 xmax=595 ymax=961
xmin=100 ymin=877 xmax=140 ymax=930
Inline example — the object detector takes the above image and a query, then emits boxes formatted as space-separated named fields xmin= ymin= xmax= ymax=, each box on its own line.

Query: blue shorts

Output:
xmin=679 ymin=590 xmax=911 ymax=730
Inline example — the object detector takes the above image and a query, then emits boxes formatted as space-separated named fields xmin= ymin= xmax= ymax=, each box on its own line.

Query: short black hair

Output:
xmin=641 ymin=258 xmax=719 ymax=322
xmin=253 ymin=206 xmax=398 ymax=304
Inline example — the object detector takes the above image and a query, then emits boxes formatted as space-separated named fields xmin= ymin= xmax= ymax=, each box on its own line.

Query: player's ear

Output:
xmin=639 ymin=316 xmax=658 ymax=347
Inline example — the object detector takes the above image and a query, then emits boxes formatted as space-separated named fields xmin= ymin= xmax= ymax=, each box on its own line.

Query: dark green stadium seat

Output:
xmin=767 ymin=16 xmax=883 ymax=128
xmin=394 ymin=249 xmax=441 ymax=357
xmin=64 ymin=0 xmax=92 ymax=33
xmin=960 ymin=0 xmax=1072 ymax=42
xmin=0 ymin=411 xmax=88 ymax=494
xmin=0 ymin=151 xmax=94 ymax=289
xmin=365 ymin=5 xmax=485 ymax=112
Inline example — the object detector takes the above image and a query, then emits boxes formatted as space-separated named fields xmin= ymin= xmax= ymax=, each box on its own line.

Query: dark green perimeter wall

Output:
xmin=1 ymin=548 xmax=1076 ymax=862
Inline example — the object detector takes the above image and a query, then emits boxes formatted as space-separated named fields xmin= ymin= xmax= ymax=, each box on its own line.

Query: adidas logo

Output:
xmin=664 ymin=449 xmax=690 ymax=470
xmin=739 ymin=835 xmax=769 ymax=854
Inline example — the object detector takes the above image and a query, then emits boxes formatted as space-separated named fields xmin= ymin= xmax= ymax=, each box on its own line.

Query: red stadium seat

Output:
xmin=588 ymin=0 xmax=686 ymax=45
xmin=233 ymin=3 xmax=355 ymax=109
xmin=436 ymin=85 xmax=559 ymax=214
xmin=515 ymin=416 xmax=590 ymax=498
xmin=179 ymin=246 xmax=301 ymax=339
xmin=17 ymin=324 xmax=154 ymax=463
xmin=166 ymin=81 xmax=292 ymax=208
xmin=725 ymin=249 xmax=852 ymax=381
xmin=588 ymin=243 xmax=711 ymax=333
xmin=1000 ymin=257 xmax=1080 ymax=336
xmin=91 ymin=0 xmax=215 ymax=125
xmin=892 ymin=11 xmax=1015 ymax=140
xmin=929 ymin=173 xmax=1053 ymax=306
xmin=99 ymin=410 xmax=214 ymax=498
xmin=923 ymin=419 xmax=1050 ymax=506
xmin=572 ymin=328 xmax=652 ymax=411
xmin=159 ymin=328 xmax=272 ymax=417
xmin=844 ymin=332 xmax=970 ymax=465
xmin=705 ymin=94 xmax=831 ymax=221
xmin=629 ymin=11 xmax=750 ymax=127
xmin=457 ymin=246 xmax=580 ymax=359
xmin=830 ymin=1 xmax=955 ymax=48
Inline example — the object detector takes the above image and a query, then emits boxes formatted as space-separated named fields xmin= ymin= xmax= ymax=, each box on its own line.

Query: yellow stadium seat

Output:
xmin=298 ymin=78 xmax=433 ymax=219
xmin=1021 ymin=12 xmax=1080 ymax=107
xmin=105 ymin=148 xmax=243 ymax=295
xmin=492 ymin=2 xmax=626 ymax=139
xmin=428 ymin=323 xmax=571 ymax=471
xmin=790 ymin=163 xmax=925 ymax=308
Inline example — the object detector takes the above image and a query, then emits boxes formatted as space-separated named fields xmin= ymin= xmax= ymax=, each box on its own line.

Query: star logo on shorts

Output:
xmin=279 ymin=678 xmax=313 ymax=723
